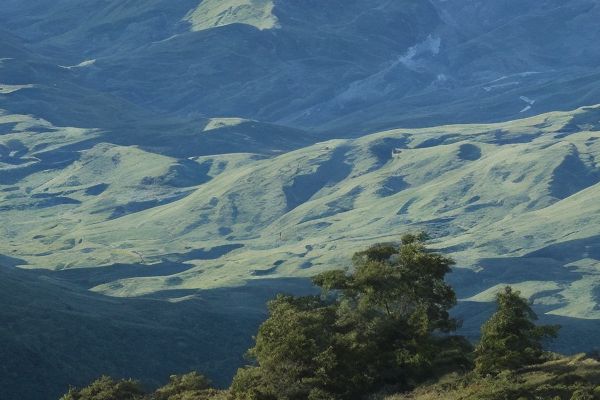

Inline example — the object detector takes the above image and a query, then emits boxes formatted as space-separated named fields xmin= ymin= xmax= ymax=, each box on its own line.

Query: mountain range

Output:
xmin=1 ymin=1 xmax=600 ymax=399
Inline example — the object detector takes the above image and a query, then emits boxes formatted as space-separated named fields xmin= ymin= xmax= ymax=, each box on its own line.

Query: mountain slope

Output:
xmin=0 ymin=264 xmax=317 ymax=400
xmin=2 ymin=106 xmax=598 ymax=321
xmin=2 ymin=2 xmax=600 ymax=398
xmin=2 ymin=0 xmax=599 ymax=134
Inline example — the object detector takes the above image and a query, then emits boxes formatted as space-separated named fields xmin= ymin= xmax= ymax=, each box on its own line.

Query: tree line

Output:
xmin=61 ymin=234 xmax=559 ymax=400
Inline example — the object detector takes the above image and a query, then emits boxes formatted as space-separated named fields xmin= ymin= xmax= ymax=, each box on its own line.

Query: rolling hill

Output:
xmin=3 ymin=101 xmax=598 ymax=397
xmin=2 ymin=105 xmax=599 ymax=310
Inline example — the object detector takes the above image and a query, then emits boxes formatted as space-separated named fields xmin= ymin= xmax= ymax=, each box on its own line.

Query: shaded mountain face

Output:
xmin=0 ymin=0 xmax=440 ymax=133
xmin=0 ymin=265 xmax=314 ymax=400
xmin=2 ymin=0 xmax=599 ymax=134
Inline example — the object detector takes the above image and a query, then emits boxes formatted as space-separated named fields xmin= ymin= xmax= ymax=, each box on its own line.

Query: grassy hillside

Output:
xmin=3 ymin=106 xmax=597 ymax=303
xmin=2 ymin=104 xmax=599 ymax=398
xmin=383 ymin=354 xmax=600 ymax=400
xmin=3 ymin=2 xmax=600 ymax=398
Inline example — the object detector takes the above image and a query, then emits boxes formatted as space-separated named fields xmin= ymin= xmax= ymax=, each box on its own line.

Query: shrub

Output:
xmin=59 ymin=375 xmax=145 ymax=400
xmin=474 ymin=286 xmax=559 ymax=376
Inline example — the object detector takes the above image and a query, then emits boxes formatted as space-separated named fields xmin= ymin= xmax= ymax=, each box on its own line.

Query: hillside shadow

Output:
xmin=0 ymin=264 xmax=316 ymax=400
xmin=283 ymin=146 xmax=353 ymax=211
xmin=161 ymin=243 xmax=244 ymax=263
xmin=449 ymin=235 xmax=600 ymax=299
xmin=12 ymin=244 xmax=247 ymax=289
xmin=0 ymin=253 xmax=27 ymax=267
xmin=31 ymin=261 xmax=198 ymax=289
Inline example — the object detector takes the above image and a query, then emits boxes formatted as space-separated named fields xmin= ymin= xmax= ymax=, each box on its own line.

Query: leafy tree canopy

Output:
xmin=231 ymin=234 xmax=470 ymax=399
xmin=61 ymin=373 xmax=222 ymax=400
xmin=474 ymin=286 xmax=560 ymax=376
xmin=151 ymin=372 xmax=218 ymax=400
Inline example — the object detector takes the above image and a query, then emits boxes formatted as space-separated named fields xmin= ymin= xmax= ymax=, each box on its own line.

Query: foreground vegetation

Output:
xmin=61 ymin=354 xmax=600 ymax=400
xmin=61 ymin=235 xmax=600 ymax=400
xmin=383 ymin=354 xmax=600 ymax=400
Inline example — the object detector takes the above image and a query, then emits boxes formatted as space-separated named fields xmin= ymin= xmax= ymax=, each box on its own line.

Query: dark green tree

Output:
xmin=474 ymin=286 xmax=560 ymax=376
xmin=314 ymin=233 xmax=462 ymax=388
xmin=231 ymin=234 xmax=468 ymax=399
xmin=230 ymin=295 xmax=338 ymax=399
xmin=316 ymin=233 xmax=458 ymax=333
xmin=60 ymin=376 xmax=145 ymax=400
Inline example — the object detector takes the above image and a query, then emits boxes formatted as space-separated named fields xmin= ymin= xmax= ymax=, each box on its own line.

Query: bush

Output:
xmin=60 ymin=376 xmax=145 ymax=400
xmin=151 ymin=371 xmax=218 ymax=400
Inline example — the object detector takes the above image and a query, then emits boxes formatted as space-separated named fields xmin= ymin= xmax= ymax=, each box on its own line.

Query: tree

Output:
xmin=231 ymin=234 xmax=468 ymax=399
xmin=62 ymin=373 xmax=223 ymax=400
xmin=315 ymin=234 xmax=462 ymax=388
xmin=318 ymin=233 xmax=458 ymax=333
xmin=230 ymin=295 xmax=338 ymax=399
xmin=60 ymin=376 xmax=145 ymax=400
xmin=474 ymin=286 xmax=560 ymax=376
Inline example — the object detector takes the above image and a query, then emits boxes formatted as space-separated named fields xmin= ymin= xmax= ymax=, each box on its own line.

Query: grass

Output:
xmin=380 ymin=354 xmax=600 ymax=400
xmin=2 ymin=107 xmax=599 ymax=324
xmin=184 ymin=0 xmax=279 ymax=31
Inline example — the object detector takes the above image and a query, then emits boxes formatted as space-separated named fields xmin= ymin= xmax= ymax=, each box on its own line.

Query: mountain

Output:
xmin=2 ymin=1 xmax=600 ymax=399
xmin=3 ymin=104 xmax=598 ymax=308
xmin=2 ymin=0 xmax=599 ymax=135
